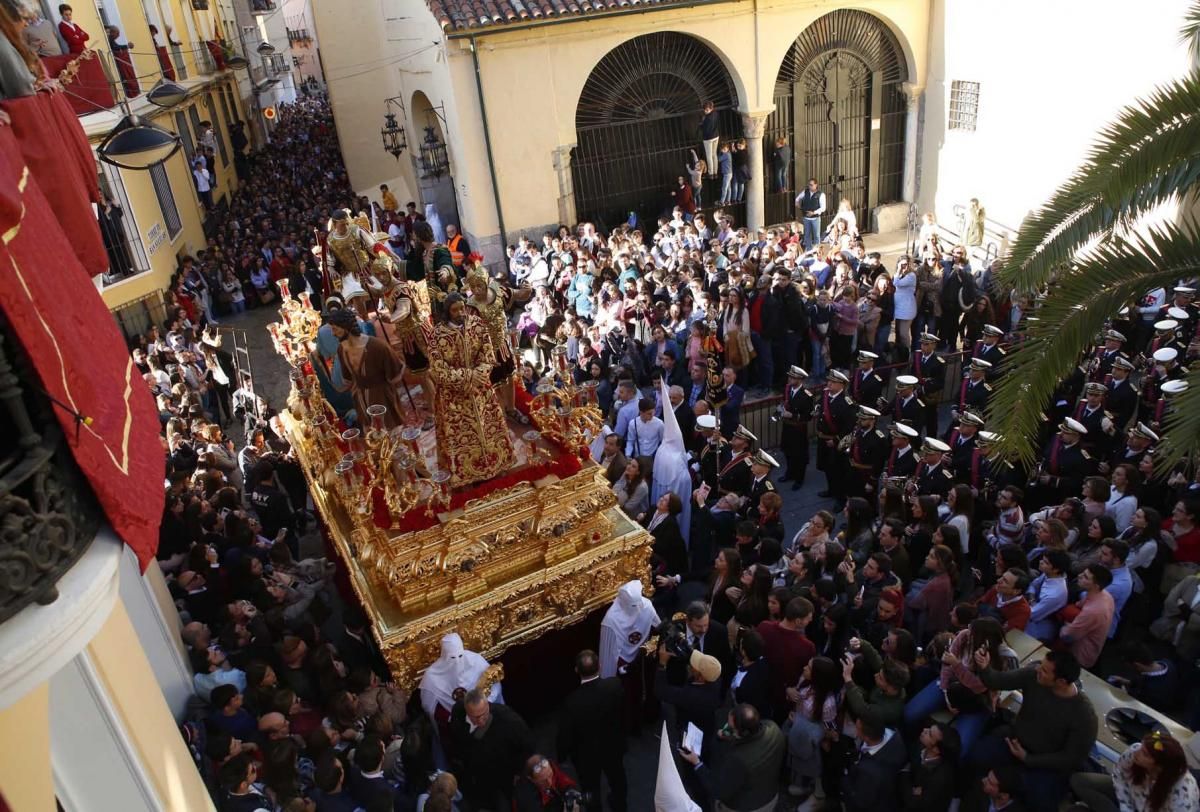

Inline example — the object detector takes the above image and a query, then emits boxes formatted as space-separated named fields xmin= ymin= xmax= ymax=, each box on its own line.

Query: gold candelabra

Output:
xmin=528 ymin=344 xmax=604 ymax=454
xmin=268 ymin=279 xmax=322 ymax=367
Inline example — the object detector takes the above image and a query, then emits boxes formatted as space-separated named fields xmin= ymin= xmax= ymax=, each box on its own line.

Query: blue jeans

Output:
xmin=719 ymin=172 xmax=732 ymax=204
xmin=902 ymin=680 xmax=990 ymax=756
xmin=809 ymin=336 xmax=826 ymax=378
xmin=803 ymin=216 xmax=821 ymax=249
xmin=731 ymin=176 xmax=745 ymax=203
xmin=230 ymin=299 xmax=246 ymax=314
xmin=692 ymin=184 xmax=703 ymax=209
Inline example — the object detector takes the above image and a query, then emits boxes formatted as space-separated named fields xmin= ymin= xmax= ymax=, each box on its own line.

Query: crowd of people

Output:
xmin=129 ymin=95 xmax=1200 ymax=812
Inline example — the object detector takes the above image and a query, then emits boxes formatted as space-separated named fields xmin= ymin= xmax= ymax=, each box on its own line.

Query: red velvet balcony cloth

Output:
xmin=205 ymin=40 xmax=227 ymax=70
xmin=156 ymin=46 xmax=177 ymax=81
xmin=0 ymin=121 xmax=164 ymax=570
xmin=41 ymin=53 xmax=116 ymax=115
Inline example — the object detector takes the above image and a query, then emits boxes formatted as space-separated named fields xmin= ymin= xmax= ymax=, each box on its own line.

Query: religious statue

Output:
xmin=373 ymin=264 xmax=436 ymax=428
xmin=424 ymin=292 xmax=515 ymax=485
xmin=325 ymin=307 xmax=407 ymax=430
xmin=964 ymin=197 xmax=985 ymax=247
xmin=322 ymin=208 xmax=391 ymax=318
xmin=463 ymin=256 xmax=519 ymax=418
xmin=409 ymin=220 xmax=457 ymax=313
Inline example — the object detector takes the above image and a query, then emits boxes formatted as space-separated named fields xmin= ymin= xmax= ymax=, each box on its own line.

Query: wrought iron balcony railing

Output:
xmin=0 ymin=320 xmax=102 ymax=624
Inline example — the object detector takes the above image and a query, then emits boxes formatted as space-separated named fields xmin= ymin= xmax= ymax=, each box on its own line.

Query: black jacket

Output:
xmin=654 ymin=668 xmax=722 ymax=758
xmin=842 ymin=732 xmax=908 ymax=812
xmin=899 ymin=753 xmax=956 ymax=812
xmin=731 ymin=658 xmax=772 ymax=719
xmin=449 ymin=702 xmax=535 ymax=808
xmin=557 ymin=677 xmax=626 ymax=770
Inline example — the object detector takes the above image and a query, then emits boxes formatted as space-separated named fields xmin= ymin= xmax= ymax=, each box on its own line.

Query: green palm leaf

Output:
xmin=988 ymin=224 xmax=1200 ymax=472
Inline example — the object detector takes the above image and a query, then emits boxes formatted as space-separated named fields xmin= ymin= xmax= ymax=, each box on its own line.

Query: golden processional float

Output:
xmin=267 ymin=286 xmax=653 ymax=687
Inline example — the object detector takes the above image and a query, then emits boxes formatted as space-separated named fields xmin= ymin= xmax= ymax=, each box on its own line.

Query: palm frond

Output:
xmin=988 ymin=224 xmax=1200 ymax=468
xmin=1182 ymin=1 xmax=1200 ymax=63
xmin=994 ymin=75 xmax=1200 ymax=294
xmin=1156 ymin=365 xmax=1200 ymax=473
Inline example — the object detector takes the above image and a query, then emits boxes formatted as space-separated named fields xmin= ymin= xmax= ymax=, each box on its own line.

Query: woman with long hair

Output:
xmin=961 ymin=295 xmax=995 ymax=348
xmin=612 ymin=457 xmax=650 ymax=522
xmin=1071 ymin=515 xmax=1118 ymax=576
xmin=814 ymin=603 xmax=850 ymax=659
xmin=907 ymin=544 xmax=958 ymax=642
xmin=892 ymin=255 xmax=917 ymax=361
xmin=783 ymin=655 xmax=844 ymax=799
xmin=721 ymin=286 xmax=753 ymax=376
xmin=841 ymin=497 xmax=876 ymax=567
xmin=871 ymin=272 xmax=895 ymax=356
xmin=790 ymin=509 xmax=835 ymax=559
xmin=903 ymin=616 xmax=1014 ymax=756
xmin=944 ymin=484 xmax=975 ymax=558
xmin=708 ymin=547 xmax=743 ymax=625
xmin=1082 ymin=476 xmax=1112 ymax=525
xmin=1107 ymin=463 xmax=1140 ymax=532
xmin=1070 ymin=732 xmax=1198 ymax=812
xmin=830 ymin=284 xmax=860 ymax=368
xmin=732 ymin=564 xmax=774 ymax=627
xmin=905 ymin=495 xmax=940 ymax=569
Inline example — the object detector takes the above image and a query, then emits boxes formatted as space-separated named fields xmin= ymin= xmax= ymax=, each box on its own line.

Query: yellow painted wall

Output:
xmin=112 ymin=0 xmax=163 ymax=90
xmin=316 ymin=0 xmax=930 ymax=251
xmin=156 ymin=0 xmax=203 ymax=79
xmin=100 ymin=77 xmax=249 ymax=311
xmin=88 ymin=602 xmax=216 ymax=812
xmin=0 ymin=684 xmax=54 ymax=812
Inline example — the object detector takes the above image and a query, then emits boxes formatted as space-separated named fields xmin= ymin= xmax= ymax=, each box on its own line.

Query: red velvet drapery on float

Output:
xmin=0 ymin=92 xmax=164 ymax=570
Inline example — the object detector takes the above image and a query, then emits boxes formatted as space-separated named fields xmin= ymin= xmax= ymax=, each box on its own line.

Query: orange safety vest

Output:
xmin=448 ymin=234 xmax=464 ymax=267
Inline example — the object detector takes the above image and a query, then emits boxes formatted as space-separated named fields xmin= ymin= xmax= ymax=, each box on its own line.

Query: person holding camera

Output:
xmin=513 ymin=754 xmax=583 ymax=812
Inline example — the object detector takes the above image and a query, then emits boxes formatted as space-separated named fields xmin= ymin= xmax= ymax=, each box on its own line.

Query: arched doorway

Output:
xmin=572 ymin=33 xmax=741 ymax=231
xmin=764 ymin=10 xmax=909 ymax=229
xmin=411 ymin=91 xmax=461 ymax=237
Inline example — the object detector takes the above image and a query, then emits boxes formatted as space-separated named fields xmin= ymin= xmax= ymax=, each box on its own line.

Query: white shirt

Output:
xmin=193 ymin=166 xmax=211 ymax=193
xmin=1105 ymin=487 xmax=1138 ymax=532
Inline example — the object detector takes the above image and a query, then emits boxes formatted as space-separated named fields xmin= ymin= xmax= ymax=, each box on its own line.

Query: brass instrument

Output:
xmin=1027 ymin=460 xmax=1045 ymax=488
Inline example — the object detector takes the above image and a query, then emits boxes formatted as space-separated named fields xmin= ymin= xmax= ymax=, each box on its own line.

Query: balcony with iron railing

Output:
xmin=250 ymin=0 xmax=278 ymax=13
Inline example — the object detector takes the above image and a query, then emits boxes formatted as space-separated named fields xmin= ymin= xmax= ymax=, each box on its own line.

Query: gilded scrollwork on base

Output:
xmin=278 ymin=408 xmax=654 ymax=690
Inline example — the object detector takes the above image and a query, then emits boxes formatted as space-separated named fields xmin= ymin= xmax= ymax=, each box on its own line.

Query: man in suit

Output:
xmin=450 ymin=689 xmax=535 ymax=811
xmin=595 ymin=431 xmax=628 ymax=485
xmin=680 ymin=703 xmax=785 ymax=812
xmin=660 ymin=348 xmax=690 ymax=390
xmin=557 ymin=650 xmax=628 ymax=812
xmin=838 ymin=716 xmax=908 ymax=812
xmin=720 ymin=366 xmax=745 ymax=439
xmin=335 ymin=608 xmax=389 ymax=681
xmin=899 ymin=723 xmax=960 ymax=812
xmin=666 ymin=602 xmax=733 ymax=690
xmin=668 ymin=384 xmax=696 ymax=442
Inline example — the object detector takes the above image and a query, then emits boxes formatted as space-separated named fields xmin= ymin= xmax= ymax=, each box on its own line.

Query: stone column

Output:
xmin=740 ymin=109 xmax=772 ymax=231
xmin=552 ymin=143 xmax=577 ymax=227
xmin=901 ymin=84 xmax=924 ymax=204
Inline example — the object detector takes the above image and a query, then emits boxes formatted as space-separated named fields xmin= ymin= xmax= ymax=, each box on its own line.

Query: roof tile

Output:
xmin=426 ymin=0 xmax=718 ymax=31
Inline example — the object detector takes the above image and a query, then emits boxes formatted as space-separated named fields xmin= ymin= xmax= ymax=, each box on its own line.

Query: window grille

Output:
xmin=948 ymin=80 xmax=980 ymax=132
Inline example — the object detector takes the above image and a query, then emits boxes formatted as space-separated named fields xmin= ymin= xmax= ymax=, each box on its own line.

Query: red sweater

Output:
xmin=1165 ymin=521 xmax=1200 ymax=564
xmin=756 ymin=620 xmax=814 ymax=714
xmin=59 ymin=21 xmax=89 ymax=54
xmin=978 ymin=586 xmax=1031 ymax=631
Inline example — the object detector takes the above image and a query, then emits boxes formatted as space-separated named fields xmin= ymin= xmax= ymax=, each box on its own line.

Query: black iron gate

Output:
xmin=765 ymin=9 xmax=908 ymax=230
xmin=572 ymin=32 xmax=742 ymax=232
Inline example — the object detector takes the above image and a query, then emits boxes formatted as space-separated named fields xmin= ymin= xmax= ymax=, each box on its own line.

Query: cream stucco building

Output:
xmin=315 ymin=0 xmax=1194 ymax=263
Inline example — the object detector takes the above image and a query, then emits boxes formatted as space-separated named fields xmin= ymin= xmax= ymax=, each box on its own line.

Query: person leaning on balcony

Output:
xmin=56 ymin=4 xmax=88 ymax=55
